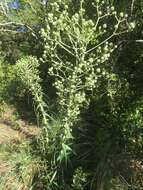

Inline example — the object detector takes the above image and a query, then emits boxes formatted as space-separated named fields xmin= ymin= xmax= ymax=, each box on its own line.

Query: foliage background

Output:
xmin=0 ymin=0 xmax=143 ymax=190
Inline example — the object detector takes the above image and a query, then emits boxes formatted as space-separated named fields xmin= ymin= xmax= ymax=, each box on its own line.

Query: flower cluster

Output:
xmin=41 ymin=0 xmax=134 ymax=128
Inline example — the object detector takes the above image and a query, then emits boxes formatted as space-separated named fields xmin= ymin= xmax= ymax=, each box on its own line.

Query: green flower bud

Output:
xmin=120 ymin=12 xmax=124 ymax=17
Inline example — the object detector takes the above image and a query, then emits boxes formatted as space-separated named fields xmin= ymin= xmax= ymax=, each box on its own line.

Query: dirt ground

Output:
xmin=0 ymin=106 xmax=40 ymax=184
xmin=0 ymin=123 xmax=22 ymax=144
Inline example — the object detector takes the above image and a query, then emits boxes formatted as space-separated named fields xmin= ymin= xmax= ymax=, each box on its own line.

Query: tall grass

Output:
xmin=0 ymin=141 xmax=41 ymax=190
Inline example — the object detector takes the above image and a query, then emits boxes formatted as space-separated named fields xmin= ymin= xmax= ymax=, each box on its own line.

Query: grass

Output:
xmin=0 ymin=102 xmax=44 ymax=190
xmin=0 ymin=140 xmax=42 ymax=190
